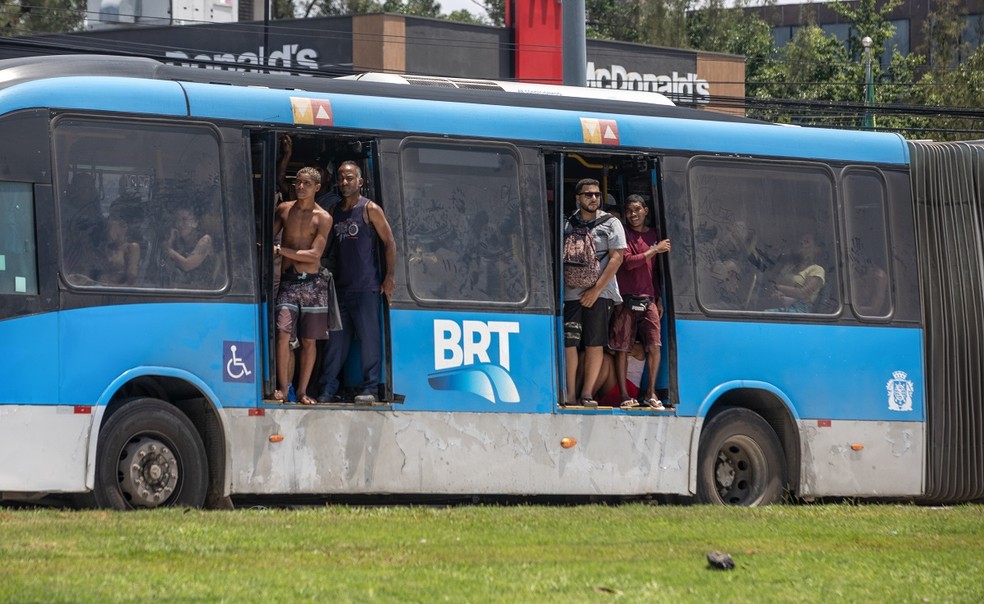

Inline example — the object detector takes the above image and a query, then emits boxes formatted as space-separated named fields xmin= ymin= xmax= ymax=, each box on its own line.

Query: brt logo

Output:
xmin=429 ymin=320 xmax=521 ymax=404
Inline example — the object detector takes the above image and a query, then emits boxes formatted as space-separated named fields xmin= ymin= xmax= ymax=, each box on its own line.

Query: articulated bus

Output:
xmin=1 ymin=55 xmax=981 ymax=509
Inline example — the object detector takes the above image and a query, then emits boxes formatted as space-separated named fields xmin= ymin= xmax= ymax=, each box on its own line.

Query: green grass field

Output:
xmin=2 ymin=503 xmax=982 ymax=603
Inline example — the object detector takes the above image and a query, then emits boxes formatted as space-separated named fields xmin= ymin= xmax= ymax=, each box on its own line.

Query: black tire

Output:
xmin=696 ymin=408 xmax=787 ymax=506
xmin=91 ymin=398 xmax=209 ymax=510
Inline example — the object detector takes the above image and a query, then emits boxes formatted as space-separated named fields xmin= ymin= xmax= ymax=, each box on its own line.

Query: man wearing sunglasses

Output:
xmin=563 ymin=178 xmax=626 ymax=408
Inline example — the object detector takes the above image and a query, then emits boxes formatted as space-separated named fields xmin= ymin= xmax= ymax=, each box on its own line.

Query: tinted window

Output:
xmin=844 ymin=169 xmax=892 ymax=319
xmin=399 ymin=141 xmax=527 ymax=305
xmin=54 ymin=119 xmax=226 ymax=291
xmin=690 ymin=158 xmax=839 ymax=315
xmin=0 ymin=183 xmax=38 ymax=295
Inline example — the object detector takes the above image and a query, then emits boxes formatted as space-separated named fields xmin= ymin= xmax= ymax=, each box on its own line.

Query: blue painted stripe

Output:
xmin=0 ymin=302 xmax=259 ymax=408
xmin=0 ymin=77 xmax=189 ymax=117
xmin=182 ymin=83 xmax=909 ymax=165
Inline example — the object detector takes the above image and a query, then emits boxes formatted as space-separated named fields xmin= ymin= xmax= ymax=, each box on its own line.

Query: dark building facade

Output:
xmin=754 ymin=0 xmax=984 ymax=67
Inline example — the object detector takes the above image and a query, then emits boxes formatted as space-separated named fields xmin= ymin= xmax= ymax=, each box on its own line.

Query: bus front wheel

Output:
xmin=92 ymin=398 xmax=209 ymax=510
xmin=696 ymin=408 xmax=786 ymax=506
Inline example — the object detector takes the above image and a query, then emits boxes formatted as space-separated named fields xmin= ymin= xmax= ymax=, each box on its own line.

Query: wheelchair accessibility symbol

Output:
xmin=223 ymin=341 xmax=255 ymax=383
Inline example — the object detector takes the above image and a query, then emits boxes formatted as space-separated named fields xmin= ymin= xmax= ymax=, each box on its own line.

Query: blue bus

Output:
xmin=0 ymin=55 xmax=981 ymax=508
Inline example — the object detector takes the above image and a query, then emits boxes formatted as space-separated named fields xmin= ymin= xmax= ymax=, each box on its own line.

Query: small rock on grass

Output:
xmin=707 ymin=550 xmax=735 ymax=570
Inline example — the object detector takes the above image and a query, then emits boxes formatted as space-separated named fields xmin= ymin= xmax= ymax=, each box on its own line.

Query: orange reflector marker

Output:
xmin=561 ymin=437 xmax=576 ymax=449
xmin=269 ymin=434 xmax=284 ymax=443
xmin=851 ymin=443 xmax=864 ymax=451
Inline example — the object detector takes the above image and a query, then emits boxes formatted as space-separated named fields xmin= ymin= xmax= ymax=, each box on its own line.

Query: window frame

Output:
xmin=397 ymin=137 xmax=530 ymax=309
xmin=687 ymin=155 xmax=841 ymax=318
xmin=842 ymin=167 xmax=894 ymax=321
xmin=0 ymin=181 xmax=40 ymax=297
xmin=52 ymin=115 xmax=229 ymax=295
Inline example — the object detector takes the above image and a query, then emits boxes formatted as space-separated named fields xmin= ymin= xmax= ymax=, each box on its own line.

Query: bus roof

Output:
xmin=341 ymin=72 xmax=677 ymax=107
xmin=0 ymin=54 xmax=751 ymax=126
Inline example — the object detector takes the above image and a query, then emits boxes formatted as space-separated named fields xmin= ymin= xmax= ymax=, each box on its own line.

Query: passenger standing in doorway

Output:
xmin=563 ymin=178 xmax=626 ymax=407
xmin=610 ymin=195 xmax=670 ymax=410
xmin=273 ymin=167 xmax=332 ymax=404
xmin=314 ymin=161 xmax=342 ymax=212
xmin=317 ymin=161 xmax=396 ymax=404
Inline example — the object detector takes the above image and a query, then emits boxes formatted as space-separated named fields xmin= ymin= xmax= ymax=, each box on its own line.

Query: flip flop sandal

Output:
xmin=643 ymin=397 xmax=665 ymax=410
xmin=620 ymin=398 xmax=640 ymax=408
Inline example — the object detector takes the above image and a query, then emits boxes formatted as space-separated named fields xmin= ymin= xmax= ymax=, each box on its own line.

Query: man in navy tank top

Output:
xmin=316 ymin=161 xmax=396 ymax=403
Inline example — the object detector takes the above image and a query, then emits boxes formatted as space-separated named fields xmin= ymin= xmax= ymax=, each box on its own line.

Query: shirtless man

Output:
xmin=273 ymin=167 xmax=332 ymax=404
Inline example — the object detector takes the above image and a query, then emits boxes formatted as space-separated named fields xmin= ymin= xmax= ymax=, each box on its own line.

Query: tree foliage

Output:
xmin=1 ymin=0 xmax=85 ymax=35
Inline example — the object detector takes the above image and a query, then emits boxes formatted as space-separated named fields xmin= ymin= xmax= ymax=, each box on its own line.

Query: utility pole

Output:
xmin=562 ymin=0 xmax=586 ymax=86
xmin=862 ymin=36 xmax=875 ymax=130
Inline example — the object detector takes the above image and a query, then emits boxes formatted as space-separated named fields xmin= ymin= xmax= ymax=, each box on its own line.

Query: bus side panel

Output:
xmin=223 ymin=409 xmax=693 ymax=496
xmin=0 ymin=314 xmax=90 ymax=492
xmin=0 ymin=405 xmax=93 ymax=492
xmin=57 ymin=302 xmax=260 ymax=408
xmin=676 ymin=320 xmax=925 ymax=422
xmin=389 ymin=309 xmax=555 ymax=413
xmin=677 ymin=319 xmax=925 ymax=497
xmin=799 ymin=420 xmax=923 ymax=497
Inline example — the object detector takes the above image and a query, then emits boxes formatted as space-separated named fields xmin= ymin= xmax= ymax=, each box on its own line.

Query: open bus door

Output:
xmin=251 ymin=129 xmax=392 ymax=404
xmin=546 ymin=150 xmax=675 ymax=408
xmin=249 ymin=130 xmax=278 ymax=401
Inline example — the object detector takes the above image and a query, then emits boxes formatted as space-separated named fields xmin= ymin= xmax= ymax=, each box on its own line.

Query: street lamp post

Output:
xmin=862 ymin=36 xmax=874 ymax=129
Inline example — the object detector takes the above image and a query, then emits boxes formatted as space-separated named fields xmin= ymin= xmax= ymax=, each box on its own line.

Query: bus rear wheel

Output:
xmin=696 ymin=408 xmax=786 ymax=506
xmin=92 ymin=398 xmax=208 ymax=510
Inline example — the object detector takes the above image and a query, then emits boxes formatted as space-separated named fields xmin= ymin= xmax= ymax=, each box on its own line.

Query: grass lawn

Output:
xmin=1 ymin=503 xmax=982 ymax=603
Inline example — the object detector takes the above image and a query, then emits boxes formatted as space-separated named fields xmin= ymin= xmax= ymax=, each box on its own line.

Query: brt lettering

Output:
xmin=434 ymin=320 xmax=520 ymax=371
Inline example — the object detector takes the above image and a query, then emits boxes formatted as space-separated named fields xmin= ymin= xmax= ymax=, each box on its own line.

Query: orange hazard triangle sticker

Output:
xmin=600 ymin=119 xmax=620 ymax=145
xmin=290 ymin=97 xmax=333 ymax=126
xmin=580 ymin=117 xmax=619 ymax=145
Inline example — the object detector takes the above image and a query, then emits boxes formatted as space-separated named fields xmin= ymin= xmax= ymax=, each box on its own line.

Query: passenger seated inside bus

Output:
xmin=716 ymin=220 xmax=772 ymax=272
xmin=769 ymin=233 xmax=825 ymax=312
xmin=62 ymin=173 xmax=105 ymax=281
xmin=68 ymin=212 xmax=141 ymax=287
xmin=163 ymin=206 xmax=217 ymax=288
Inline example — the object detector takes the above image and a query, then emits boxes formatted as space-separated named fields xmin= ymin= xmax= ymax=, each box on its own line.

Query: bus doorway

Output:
xmin=250 ymin=130 xmax=392 ymax=405
xmin=547 ymin=152 xmax=674 ymax=409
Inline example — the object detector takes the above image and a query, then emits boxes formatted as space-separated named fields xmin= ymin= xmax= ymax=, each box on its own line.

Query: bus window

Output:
xmin=0 ymin=183 xmax=38 ymax=295
xmin=53 ymin=119 xmax=227 ymax=291
xmin=689 ymin=158 xmax=839 ymax=314
xmin=844 ymin=169 xmax=892 ymax=319
xmin=399 ymin=140 xmax=527 ymax=305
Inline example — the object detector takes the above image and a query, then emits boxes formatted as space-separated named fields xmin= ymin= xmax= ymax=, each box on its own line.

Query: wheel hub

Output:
xmin=714 ymin=441 xmax=755 ymax=504
xmin=118 ymin=437 xmax=179 ymax=508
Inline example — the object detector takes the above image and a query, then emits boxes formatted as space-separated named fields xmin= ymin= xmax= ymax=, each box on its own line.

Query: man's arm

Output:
xmin=277 ymin=135 xmax=293 ymax=200
xmin=623 ymin=240 xmax=670 ymax=268
xmin=273 ymin=202 xmax=286 ymax=238
xmin=580 ymin=248 xmax=624 ymax=308
xmin=277 ymin=211 xmax=332 ymax=264
xmin=367 ymin=201 xmax=396 ymax=297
